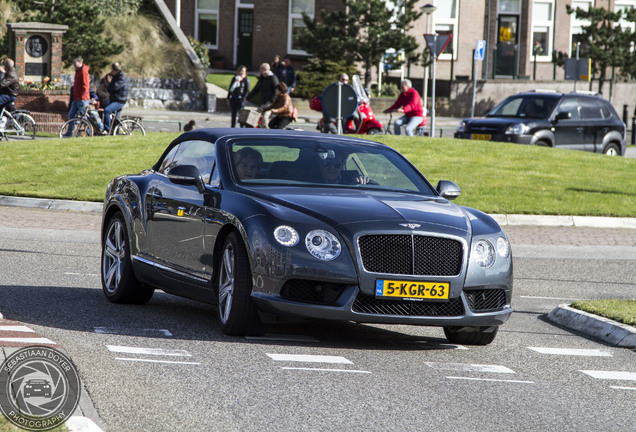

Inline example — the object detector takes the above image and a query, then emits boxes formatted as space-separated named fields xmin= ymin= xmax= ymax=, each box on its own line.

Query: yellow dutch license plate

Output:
xmin=375 ymin=280 xmax=450 ymax=300
xmin=471 ymin=133 xmax=491 ymax=141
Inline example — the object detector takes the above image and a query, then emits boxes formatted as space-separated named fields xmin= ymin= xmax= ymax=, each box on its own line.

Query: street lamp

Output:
xmin=421 ymin=3 xmax=436 ymax=124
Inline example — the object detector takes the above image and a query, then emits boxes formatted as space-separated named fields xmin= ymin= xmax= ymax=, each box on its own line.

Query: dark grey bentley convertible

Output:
xmin=101 ymin=129 xmax=513 ymax=344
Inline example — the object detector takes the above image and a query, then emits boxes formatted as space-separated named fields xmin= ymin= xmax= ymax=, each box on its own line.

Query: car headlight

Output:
xmin=305 ymin=230 xmax=341 ymax=261
xmin=496 ymin=236 xmax=510 ymax=258
xmin=274 ymin=225 xmax=299 ymax=247
xmin=505 ymin=123 xmax=529 ymax=135
xmin=473 ymin=239 xmax=495 ymax=268
xmin=457 ymin=120 xmax=467 ymax=133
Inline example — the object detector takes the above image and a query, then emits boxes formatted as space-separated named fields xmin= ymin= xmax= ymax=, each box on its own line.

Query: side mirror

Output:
xmin=436 ymin=180 xmax=461 ymax=201
xmin=168 ymin=164 xmax=206 ymax=193
xmin=555 ymin=111 xmax=571 ymax=122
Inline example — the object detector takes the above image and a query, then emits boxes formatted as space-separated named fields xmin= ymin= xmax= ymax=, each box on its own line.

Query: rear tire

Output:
xmin=59 ymin=118 xmax=93 ymax=138
xmin=443 ymin=326 xmax=499 ymax=345
xmin=367 ymin=128 xmax=383 ymax=135
xmin=101 ymin=213 xmax=154 ymax=304
xmin=5 ymin=113 xmax=36 ymax=140
xmin=603 ymin=143 xmax=620 ymax=156
xmin=216 ymin=232 xmax=263 ymax=336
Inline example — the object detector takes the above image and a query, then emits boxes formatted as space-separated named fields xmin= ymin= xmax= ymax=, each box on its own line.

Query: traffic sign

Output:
xmin=474 ymin=40 xmax=486 ymax=61
xmin=321 ymin=83 xmax=357 ymax=120
xmin=424 ymin=33 xmax=452 ymax=60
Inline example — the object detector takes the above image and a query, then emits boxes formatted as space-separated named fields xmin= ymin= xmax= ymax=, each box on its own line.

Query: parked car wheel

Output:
xmin=101 ymin=213 xmax=154 ymax=304
xmin=217 ymin=232 xmax=262 ymax=336
xmin=443 ymin=325 xmax=499 ymax=345
xmin=603 ymin=143 xmax=620 ymax=156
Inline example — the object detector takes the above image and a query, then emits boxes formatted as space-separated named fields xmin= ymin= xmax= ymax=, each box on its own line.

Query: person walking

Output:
xmin=272 ymin=55 xmax=283 ymax=81
xmin=101 ymin=62 xmax=129 ymax=135
xmin=227 ymin=65 xmax=250 ymax=128
xmin=280 ymin=56 xmax=296 ymax=94
xmin=0 ymin=59 xmax=19 ymax=111
xmin=384 ymin=79 xmax=424 ymax=136
xmin=246 ymin=63 xmax=279 ymax=128
xmin=63 ymin=56 xmax=91 ymax=137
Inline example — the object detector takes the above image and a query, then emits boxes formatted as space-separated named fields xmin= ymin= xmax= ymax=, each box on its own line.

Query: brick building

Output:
xmin=164 ymin=0 xmax=633 ymax=83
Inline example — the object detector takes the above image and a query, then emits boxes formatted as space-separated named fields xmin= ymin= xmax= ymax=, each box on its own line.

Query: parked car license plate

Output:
xmin=375 ymin=280 xmax=450 ymax=300
xmin=471 ymin=133 xmax=491 ymax=141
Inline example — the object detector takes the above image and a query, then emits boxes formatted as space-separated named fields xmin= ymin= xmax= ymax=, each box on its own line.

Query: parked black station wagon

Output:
xmin=455 ymin=91 xmax=626 ymax=156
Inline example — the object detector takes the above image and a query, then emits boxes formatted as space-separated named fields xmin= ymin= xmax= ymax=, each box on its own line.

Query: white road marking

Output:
xmin=106 ymin=345 xmax=191 ymax=357
xmin=267 ymin=353 xmax=353 ymax=364
xmin=115 ymin=357 xmax=200 ymax=365
xmin=580 ymin=370 xmax=636 ymax=381
xmin=610 ymin=386 xmax=636 ymax=391
xmin=528 ymin=347 xmax=612 ymax=357
xmin=408 ymin=341 xmax=468 ymax=350
xmin=446 ymin=376 xmax=534 ymax=384
xmin=0 ymin=337 xmax=55 ymax=344
xmin=520 ymin=295 xmax=578 ymax=301
xmin=246 ymin=333 xmax=319 ymax=343
xmin=0 ymin=325 xmax=35 ymax=333
xmin=95 ymin=327 xmax=173 ymax=337
xmin=282 ymin=367 xmax=371 ymax=374
xmin=424 ymin=362 xmax=515 ymax=374
xmin=64 ymin=272 xmax=99 ymax=277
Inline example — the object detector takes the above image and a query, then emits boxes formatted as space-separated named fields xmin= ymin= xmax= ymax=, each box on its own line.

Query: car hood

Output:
xmin=252 ymin=187 xmax=471 ymax=234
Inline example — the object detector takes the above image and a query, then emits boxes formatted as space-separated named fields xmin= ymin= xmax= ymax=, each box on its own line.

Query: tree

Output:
xmin=297 ymin=0 xmax=423 ymax=88
xmin=14 ymin=0 xmax=124 ymax=69
xmin=564 ymin=6 xmax=634 ymax=94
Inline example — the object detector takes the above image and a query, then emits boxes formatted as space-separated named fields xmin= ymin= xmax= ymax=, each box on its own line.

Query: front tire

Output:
xmin=443 ymin=326 xmax=499 ymax=345
xmin=59 ymin=118 xmax=93 ymax=138
xmin=603 ymin=143 xmax=620 ymax=156
xmin=5 ymin=113 xmax=37 ymax=140
xmin=101 ymin=213 xmax=154 ymax=304
xmin=114 ymin=119 xmax=146 ymax=136
xmin=216 ymin=232 xmax=262 ymax=336
xmin=367 ymin=127 xmax=383 ymax=135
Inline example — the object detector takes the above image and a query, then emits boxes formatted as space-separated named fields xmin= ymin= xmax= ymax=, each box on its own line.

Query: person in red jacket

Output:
xmin=63 ymin=56 xmax=91 ymax=137
xmin=384 ymin=79 xmax=425 ymax=136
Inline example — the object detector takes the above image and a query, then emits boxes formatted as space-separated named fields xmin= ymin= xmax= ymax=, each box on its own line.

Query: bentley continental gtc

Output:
xmin=101 ymin=129 xmax=513 ymax=345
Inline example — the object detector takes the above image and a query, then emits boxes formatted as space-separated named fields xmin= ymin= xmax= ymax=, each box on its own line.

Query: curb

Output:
xmin=546 ymin=304 xmax=636 ymax=348
xmin=2 ymin=196 xmax=636 ymax=229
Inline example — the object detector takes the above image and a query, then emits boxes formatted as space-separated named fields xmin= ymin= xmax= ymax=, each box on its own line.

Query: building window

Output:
xmin=435 ymin=0 xmax=458 ymax=60
xmin=570 ymin=0 xmax=593 ymax=57
xmin=196 ymin=0 xmax=219 ymax=48
xmin=499 ymin=0 xmax=521 ymax=13
xmin=616 ymin=1 xmax=636 ymax=32
xmin=287 ymin=0 xmax=314 ymax=55
xmin=531 ymin=1 xmax=553 ymax=61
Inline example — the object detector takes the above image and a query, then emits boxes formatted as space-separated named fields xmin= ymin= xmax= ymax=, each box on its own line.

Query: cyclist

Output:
xmin=383 ymin=79 xmax=424 ymax=136
xmin=100 ymin=62 xmax=129 ymax=135
xmin=0 ymin=59 xmax=19 ymax=112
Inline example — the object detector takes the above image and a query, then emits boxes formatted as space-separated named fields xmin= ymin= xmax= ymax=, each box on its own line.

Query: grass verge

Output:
xmin=207 ymin=73 xmax=259 ymax=90
xmin=571 ymin=299 xmax=636 ymax=327
xmin=0 ymin=415 xmax=68 ymax=431
xmin=1 ymin=134 xmax=636 ymax=216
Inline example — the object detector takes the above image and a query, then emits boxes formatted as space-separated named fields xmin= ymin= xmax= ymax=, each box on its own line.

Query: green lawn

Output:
xmin=571 ymin=299 xmax=636 ymax=326
xmin=207 ymin=72 xmax=259 ymax=90
xmin=5 ymin=134 xmax=635 ymax=217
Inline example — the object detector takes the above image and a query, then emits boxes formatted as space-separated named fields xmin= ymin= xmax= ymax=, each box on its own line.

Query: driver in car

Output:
xmin=317 ymin=154 xmax=369 ymax=185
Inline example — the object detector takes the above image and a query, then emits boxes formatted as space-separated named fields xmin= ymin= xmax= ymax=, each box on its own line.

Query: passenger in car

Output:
xmin=233 ymin=147 xmax=263 ymax=180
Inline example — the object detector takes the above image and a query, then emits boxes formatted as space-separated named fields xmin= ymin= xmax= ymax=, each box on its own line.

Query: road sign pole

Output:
xmin=337 ymin=82 xmax=342 ymax=135
xmin=430 ymin=34 xmax=437 ymax=138
xmin=471 ymin=58 xmax=477 ymax=118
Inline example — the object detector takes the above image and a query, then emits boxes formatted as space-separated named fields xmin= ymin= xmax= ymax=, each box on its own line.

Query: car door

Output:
xmin=146 ymin=140 xmax=216 ymax=281
xmin=552 ymin=97 xmax=586 ymax=150
xmin=578 ymin=97 xmax=606 ymax=152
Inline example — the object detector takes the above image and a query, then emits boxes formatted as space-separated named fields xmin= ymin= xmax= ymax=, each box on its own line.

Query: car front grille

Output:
xmin=465 ymin=289 xmax=507 ymax=312
xmin=352 ymin=294 xmax=464 ymax=317
xmin=358 ymin=234 xmax=463 ymax=276
xmin=279 ymin=280 xmax=347 ymax=306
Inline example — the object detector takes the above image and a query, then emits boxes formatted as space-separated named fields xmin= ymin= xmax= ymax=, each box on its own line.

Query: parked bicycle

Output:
xmin=59 ymin=108 xmax=145 ymax=138
xmin=384 ymin=111 xmax=428 ymax=136
xmin=0 ymin=102 xmax=37 ymax=140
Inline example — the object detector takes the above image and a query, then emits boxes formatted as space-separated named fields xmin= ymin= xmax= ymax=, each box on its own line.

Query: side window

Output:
xmin=158 ymin=144 xmax=180 ymax=174
xmin=600 ymin=102 xmax=613 ymax=119
xmin=163 ymin=140 xmax=216 ymax=182
xmin=556 ymin=98 xmax=579 ymax=120
xmin=579 ymin=99 xmax=603 ymax=119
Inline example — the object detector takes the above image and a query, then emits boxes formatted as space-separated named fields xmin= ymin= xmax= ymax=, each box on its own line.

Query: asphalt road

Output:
xmin=0 ymin=207 xmax=635 ymax=432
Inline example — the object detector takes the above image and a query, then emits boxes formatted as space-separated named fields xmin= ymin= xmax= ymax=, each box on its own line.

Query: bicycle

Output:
xmin=384 ymin=111 xmax=428 ymax=136
xmin=0 ymin=102 xmax=37 ymax=141
xmin=59 ymin=108 xmax=146 ymax=138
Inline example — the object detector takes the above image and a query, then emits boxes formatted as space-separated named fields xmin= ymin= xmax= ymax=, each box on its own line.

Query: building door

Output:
xmin=495 ymin=15 xmax=518 ymax=77
xmin=237 ymin=9 xmax=253 ymax=68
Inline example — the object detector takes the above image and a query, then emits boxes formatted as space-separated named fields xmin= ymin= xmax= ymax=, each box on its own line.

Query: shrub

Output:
xmin=295 ymin=58 xmax=359 ymax=99
xmin=188 ymin=36 xmax=210 ymax=69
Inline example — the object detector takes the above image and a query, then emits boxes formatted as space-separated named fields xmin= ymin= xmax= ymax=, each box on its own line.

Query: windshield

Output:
xmin=228 ymin=137 xmax=436 ymax=195
xmin=486 ymin=95 xmax=559 ymax=119
xmin=351 ymin=75 xmax=369 ymax=104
